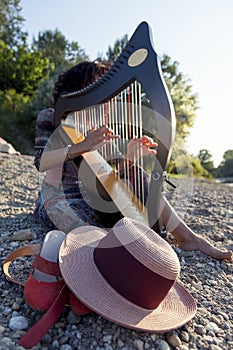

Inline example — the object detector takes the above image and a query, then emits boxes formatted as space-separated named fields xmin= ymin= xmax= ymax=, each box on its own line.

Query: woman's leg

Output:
xmin=161 ymin=196 xmax=232 ymax=261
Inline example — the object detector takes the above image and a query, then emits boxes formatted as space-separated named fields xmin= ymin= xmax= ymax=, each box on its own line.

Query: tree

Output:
xmin=0 ymin=0 xmax=26 ymax=48
xmin=33 ymin=29 xmax=88 ymax=71
xmin=197 ymin=149 xmax=215 ymax=173
xmin=218 ymin=149 xmax=233 ymax=178
xmin=29 ymin=29 xmax=89 ymax=116
xmin=105 ymin=35 xmax=128 ymax=62
xmin=0 ymin=38 xmax=50 ymax=97
xmin=161 ymin=55 xmax=198 ymax=141
xmin=0 ymin=0 xmax=51 ymax=100
xmin=191 ymin=156 xmax=211 ymax=178
xmin=221 ymin=149 xmax=233 ymax=161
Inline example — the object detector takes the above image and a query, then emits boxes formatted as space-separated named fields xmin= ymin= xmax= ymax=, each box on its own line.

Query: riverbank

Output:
xmin=0 ymin=153 xmax=232 ymax=350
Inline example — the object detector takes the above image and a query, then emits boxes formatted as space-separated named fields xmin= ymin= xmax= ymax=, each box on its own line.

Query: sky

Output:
xmin=20 ymin=0 xmax=233 ymax=166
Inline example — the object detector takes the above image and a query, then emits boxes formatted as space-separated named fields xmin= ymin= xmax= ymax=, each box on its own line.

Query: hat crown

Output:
xmin=112 ymin=217 xmax=180 ymax=280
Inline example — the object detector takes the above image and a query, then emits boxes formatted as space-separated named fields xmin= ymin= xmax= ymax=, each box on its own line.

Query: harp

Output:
xmin=54 ymin=21 xmax=176 ymax=234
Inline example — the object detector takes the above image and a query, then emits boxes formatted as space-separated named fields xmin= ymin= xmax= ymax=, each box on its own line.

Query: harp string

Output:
xmin=72 ymin=82 xmax=145 ymax=208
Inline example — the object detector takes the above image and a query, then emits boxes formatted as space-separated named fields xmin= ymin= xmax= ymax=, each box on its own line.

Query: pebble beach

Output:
xmin=0 ymin=153 xmax=232 ymax=350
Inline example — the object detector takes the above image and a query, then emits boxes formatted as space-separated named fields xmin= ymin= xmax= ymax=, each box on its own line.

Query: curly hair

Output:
xmin=53 ymin=60 xmax=109 ymax=106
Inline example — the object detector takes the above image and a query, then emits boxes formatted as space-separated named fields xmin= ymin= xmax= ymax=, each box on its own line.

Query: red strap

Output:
xmin=19 ymin=285 xmax=68 ymax=349
xmin=32 ymin=255 xmax=62 ymax=277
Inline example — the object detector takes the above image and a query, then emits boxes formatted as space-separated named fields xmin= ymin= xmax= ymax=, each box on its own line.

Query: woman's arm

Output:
xmin=39 ymin=125 xmax=120 ymax=172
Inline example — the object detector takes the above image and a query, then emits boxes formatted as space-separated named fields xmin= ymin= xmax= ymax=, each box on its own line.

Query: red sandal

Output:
xmin=3 ymin=230 xmax=91 ymax=349
xmin=23 ymin=230 xmax=91 ymax=314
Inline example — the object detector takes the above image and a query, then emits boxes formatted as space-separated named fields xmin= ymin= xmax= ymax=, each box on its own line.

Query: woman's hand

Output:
xmin=126 ymin=135 xmax=157 ymax=161
xmin=68 ymin=125 xmax=120 ymax=158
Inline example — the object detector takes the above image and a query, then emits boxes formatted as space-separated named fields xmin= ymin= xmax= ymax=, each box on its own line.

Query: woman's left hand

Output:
xmin=126 ymin=135 xmax=157 ymax=160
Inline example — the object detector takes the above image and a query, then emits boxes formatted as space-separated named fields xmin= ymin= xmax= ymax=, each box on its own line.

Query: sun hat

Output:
xmin=59 ymin=217 xmax=196 ymax=332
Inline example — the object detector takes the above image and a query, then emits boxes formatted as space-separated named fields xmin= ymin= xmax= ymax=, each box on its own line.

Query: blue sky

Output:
xmin=20 ymin=0 xmax=233 ymax=166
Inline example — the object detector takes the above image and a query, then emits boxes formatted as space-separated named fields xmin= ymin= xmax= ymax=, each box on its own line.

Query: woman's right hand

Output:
xmin=68 ymin=125 xmax=120 ymax=158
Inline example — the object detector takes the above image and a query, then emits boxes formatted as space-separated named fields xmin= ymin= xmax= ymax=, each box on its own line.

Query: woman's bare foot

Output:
xmin=175 ymin=232 xmax=232 ymax=261
xmin=161 ymin=197 xmax=232 ymax=261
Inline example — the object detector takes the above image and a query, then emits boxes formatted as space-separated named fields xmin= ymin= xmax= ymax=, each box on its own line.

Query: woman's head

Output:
xmin=53 ymin=60 xmax=109 ymax=105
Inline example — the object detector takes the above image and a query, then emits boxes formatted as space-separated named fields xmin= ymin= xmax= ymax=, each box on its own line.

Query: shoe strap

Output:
xmin=19 ymin=284 xmax=68 ymax=349
xmin=3 ymin=244 xmax=41 ymax=286
xmin=33 ymin=255 xmax=62 ymax=277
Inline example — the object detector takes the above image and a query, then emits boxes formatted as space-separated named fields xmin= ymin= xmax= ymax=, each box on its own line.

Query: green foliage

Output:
xmin=0 ymin=105 xmax=35 ymax=154
xmin=28 ymin=72 xmax=58 ymax=117
xmin=168 ymin=137 xmax=212 ymax=178
xmin=0 ymin=88 xmax=30 ymax=112
xmin=222 ymin=149 xmax=233 ymax=161
xmin=105 ymin=35 xmax=128 ymax=62
xmin=0 ymin=0 xmax=26 ymax=48
xmin=218 ymin=149 xmax=233 ymax=178
xmin=33 ymin=29 xmax=89 ymax=69
xmin=0 ymin=1 xmax=89 ymax=153
xmin=191 ymin=157 xmax=212 ymax=178
xmin=161 ymin=55 xmax=198 ymax=141
xmin=28 ymin=30 xmax=89 ymax=117
xmin=0 ymin=40 xmax=14 ymax=90
xmin=0 ymin=38 xmax=51 ymax=97
xmin=197 ymin=149 xmax=215 ymax=174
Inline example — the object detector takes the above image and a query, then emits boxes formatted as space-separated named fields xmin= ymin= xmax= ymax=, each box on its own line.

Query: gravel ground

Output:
xmin=0 ymin=153 xmax=232 ymax=350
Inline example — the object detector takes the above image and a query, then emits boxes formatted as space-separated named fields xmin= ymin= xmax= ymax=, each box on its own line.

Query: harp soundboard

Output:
xmin=54 ymin=21 xmax=176 ymax=233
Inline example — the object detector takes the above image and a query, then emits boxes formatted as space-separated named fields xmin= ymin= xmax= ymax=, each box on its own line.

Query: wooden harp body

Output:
xmin=54 ymin=21 xmax=176 ymax=233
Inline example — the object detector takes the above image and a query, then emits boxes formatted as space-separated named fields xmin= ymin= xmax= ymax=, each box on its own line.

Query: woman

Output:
xmin=34 ymin=60 xmax=232 ymax=261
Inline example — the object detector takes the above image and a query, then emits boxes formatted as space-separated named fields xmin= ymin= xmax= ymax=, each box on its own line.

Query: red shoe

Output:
xmin=24 ymin=230 xmax=91 ymax=314
xmin=24 ymin=256 xmax=66 ymax=310
xmin=69 ymin=290 xmax=91 ymax=315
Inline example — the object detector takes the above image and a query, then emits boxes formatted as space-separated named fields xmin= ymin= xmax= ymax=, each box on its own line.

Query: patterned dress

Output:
xmin=33 ymin=108 xmax=149 ymax=233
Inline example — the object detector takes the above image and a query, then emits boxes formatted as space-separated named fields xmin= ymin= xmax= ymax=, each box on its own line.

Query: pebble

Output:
xmin=206 ymin=322 xmax=220 ymax=333
xmin=134 ymin=339 xmax=144 ymax=350
xmin=103 ymin=334 xmax=112 ymax=343
xmin=60 ymin=345 xmax=73 ymax=350
xmin=52 ymin=340 xmax=60 ymax=348
xmin=154 ymin=339 xmax=170 ymax=350
xmin=0 ymin=337 xmax=12 ymax=346
xmin=9 ymin=316 xmax=28 ymax=331
xmin=1 ymin=153 xmax=233 ymax=350
xmin=195 ymin=324 xmax=206 ymax=335
xmin=11 ymin=228 xmax=33 ymax=241
xmin=180 ymin=330 xmax=189 ymax=342
xmin=166 ymin=332 xmax=182 ymax=347
xmin=0 ymin=326 xmax=5 ymax=334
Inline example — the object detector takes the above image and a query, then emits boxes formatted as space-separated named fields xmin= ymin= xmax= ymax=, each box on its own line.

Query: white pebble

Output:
xmin=9 ymin=315 xmax=28 ymax=331
xmin=206 ymin=322 xmax=219 ymax=333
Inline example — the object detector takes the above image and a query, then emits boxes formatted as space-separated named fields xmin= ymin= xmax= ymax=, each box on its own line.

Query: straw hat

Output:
xmin=59 ymin=217 xmax=196 ymax=332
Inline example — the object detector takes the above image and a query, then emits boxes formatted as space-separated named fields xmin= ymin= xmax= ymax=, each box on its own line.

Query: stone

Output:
xmin=154 ymin=339 xmax=170 ymax=350
xmin=9 ymin=316 xmax=28 ymax=331
xmin=206 ymin=322 xmax=219 ymax=333
xmin=166 ymin=332 xmax=182 ymax=347
xmin=0 ymin=325 xmax=5 ymax=334
xmin=0 ymin=142 xmax=20 ymax=155
xmin=134 ymin=339 xmax=144 ymax=350
xmin=195 ymin=324 xmax=206 ymax=335
xmin=103 ymin=334 xmax=112 ymax=343
xmin=11 ymin=229 xmax=33 ymax=241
